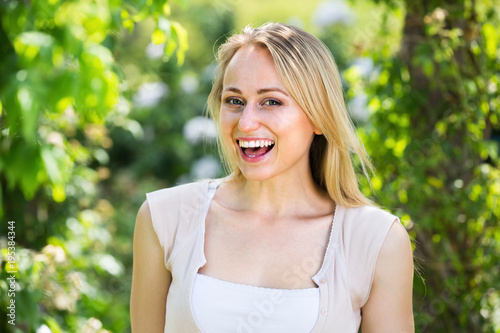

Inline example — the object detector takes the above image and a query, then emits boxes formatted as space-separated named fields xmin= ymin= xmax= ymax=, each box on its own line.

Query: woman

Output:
xmin=131 ymin=23 xmax=414 ymax=332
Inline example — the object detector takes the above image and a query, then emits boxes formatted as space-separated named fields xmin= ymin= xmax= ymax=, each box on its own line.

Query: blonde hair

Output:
xmin=208 ymin=22 xmax=373 ymax=207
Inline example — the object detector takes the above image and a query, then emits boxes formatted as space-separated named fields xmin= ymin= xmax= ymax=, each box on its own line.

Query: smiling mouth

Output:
xmin=237 ymin=139 xmax=275 ymax=158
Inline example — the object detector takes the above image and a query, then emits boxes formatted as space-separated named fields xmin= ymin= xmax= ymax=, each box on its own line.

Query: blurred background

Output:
xmin=0 ymin=0 xmax=499 ymax=332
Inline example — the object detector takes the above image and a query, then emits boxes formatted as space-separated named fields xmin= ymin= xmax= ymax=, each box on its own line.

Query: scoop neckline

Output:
xmin=199 ymin=179 xmax=339 ymax=289
xmin=195 ymin=272 xmax=320 ymax=295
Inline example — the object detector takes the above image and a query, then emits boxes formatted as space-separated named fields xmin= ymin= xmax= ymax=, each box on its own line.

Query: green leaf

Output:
xmin=171 ymin=21 xmax=189 ymax=65
xmin=482 ymin=23 xmax=499 ymax=59
xmin=44 ymin=316 xmax=64 ymax=333
xmin=17 ymin=86 xmax=39 ymax=143
xmin=41 ymin=145 xmax=65 ymax=184
xmin=13 ymin=32 xmax=56 ymax=67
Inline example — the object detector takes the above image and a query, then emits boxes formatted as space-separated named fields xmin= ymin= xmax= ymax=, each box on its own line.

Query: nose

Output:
xmin=237 ymin=104 xmax=260 ymax=133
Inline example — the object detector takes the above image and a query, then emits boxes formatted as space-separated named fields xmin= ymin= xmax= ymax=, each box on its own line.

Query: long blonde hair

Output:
xmin=208 ymin=22 xmax=373 ymax=207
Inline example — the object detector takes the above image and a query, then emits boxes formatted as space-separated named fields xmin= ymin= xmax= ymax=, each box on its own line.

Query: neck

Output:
xmin=225 ymin=171 xmax=334 ymax=220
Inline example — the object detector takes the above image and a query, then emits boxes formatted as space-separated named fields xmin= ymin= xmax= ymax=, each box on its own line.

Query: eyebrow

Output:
xmin=223 ymin=86 xmax=289 ymax=97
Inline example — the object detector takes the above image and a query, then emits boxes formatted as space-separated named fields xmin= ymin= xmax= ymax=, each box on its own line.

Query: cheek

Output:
xmin=219 ymin=112 xmax=237 ymax=146
xmin=278 ymin=117 xmax=316 ymax=148
xmin=219 ymin=108 xmax=237 ymax=125
xmin=279 ymin=112 xmax=316 ymax=134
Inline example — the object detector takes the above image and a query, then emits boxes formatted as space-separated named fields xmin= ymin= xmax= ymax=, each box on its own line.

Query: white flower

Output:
xmin=191 ymin=156 xmax=220 ymax=179
xmin=183 ymin=116 xmax=217 ymax=144
xmin=180 ymin=74 xmax=199 ymax=94
xmin=98 ymin=254 xmax=123 ymax=276
xmin=46 ymin=131 xmax=64 ymax=147
xmin=115 ymin=97 xmax=131 ymax=116
xmin=349 ymin=91 xmax=370 ymax=123
xmin=83 ymin=317 xmax=103 ymax=332
xmin=42 ymin=244 xmax=66 ymax=263
xmin=54 ymin=291 xmax=74 ymax=311
xmin=36 ymin=325 xmax=52 ymax=333
xmin=312 ymin=0 xmax=354 ymax=27
xmin=146 ymin=42 xmax=165 ymax=60
xmin=133 ymin=82 xmax=169 ymax=108
xmin=351 ymin=57 xmax=374 ymax=78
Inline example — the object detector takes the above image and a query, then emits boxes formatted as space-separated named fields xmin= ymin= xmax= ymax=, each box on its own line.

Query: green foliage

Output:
xmin=0 ymin=0 xmax=197 ymax=331
xmin=0 ymin=0 xmax=187 ymax=207
xmin=345 ymin=1 xmax=500 ymax=331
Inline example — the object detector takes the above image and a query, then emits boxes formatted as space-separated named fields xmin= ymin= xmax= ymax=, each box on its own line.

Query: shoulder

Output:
xmin=335 ymin=204 xmax=401 ymax=265
xmin=142 ymin=179 xmax=219 ymax=257
xmin=379 ymin=220 xmax=412 ymax=256
xmin=340 ymin=205 xmax=411 ymax=260
xmin=146 ymin=179 xmax=210 ymax=203
xmin=145 ymin=180 xmax=210 ymax=230
xmin=370 ymin=216 xmax=413 ymax=286
xmin=375 ymin=221 xmax=413 ymax=281
xmin=135 ymin=199 xmax=153 ymax=231
xmin=134 ymin=199 xmax=154 ymax=243
xmin=341 ymin=204 xmax=397 ymax=227
xmin=145 ymin=179 xmax=220 ymax=216
xmin=335 ymin=204 xmax=405 ymax=307
xmin=336 ymin=205 xmax=398 ymax=250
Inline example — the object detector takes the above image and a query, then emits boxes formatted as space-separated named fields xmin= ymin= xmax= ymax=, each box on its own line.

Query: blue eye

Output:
xmin=264 ymin=99 xmax=282 ymax=106
xmin=226 ymin=97 xmax=244 ymax=106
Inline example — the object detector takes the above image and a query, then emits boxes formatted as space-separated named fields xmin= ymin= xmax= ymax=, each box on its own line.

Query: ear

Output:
xmin=313 ymin=127 xmax=322 ymax=135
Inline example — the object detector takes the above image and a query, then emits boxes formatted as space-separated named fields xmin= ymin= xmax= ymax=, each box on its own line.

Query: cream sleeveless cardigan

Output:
xmin=146 ymin=179 xmax=398 ymax=332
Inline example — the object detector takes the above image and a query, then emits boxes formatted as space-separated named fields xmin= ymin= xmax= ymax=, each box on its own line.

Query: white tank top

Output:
xmin=192 ymin=273 xmax=320 ymax=332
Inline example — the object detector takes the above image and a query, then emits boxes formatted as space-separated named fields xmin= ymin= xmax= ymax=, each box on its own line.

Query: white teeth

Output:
xmin=238 ymin=140 xmax=274 ymax=148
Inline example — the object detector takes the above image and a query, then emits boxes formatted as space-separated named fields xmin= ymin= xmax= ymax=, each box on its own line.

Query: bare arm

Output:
xmin=130 ymin=200 xmax=171 ymax=332
xmin=361 ymin=221 xmax=414 ymax=332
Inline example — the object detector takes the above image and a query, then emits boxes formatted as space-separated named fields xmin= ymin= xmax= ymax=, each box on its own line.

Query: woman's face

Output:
xmin=219 ymin=45 xmax=319 ymax=182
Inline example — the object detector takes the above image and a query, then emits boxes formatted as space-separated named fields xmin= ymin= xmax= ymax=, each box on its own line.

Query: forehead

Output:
xmin=223 ymin=46 xmax=284 ymax=88
xmin=229 ymin=45 xmax=273 ymax=65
